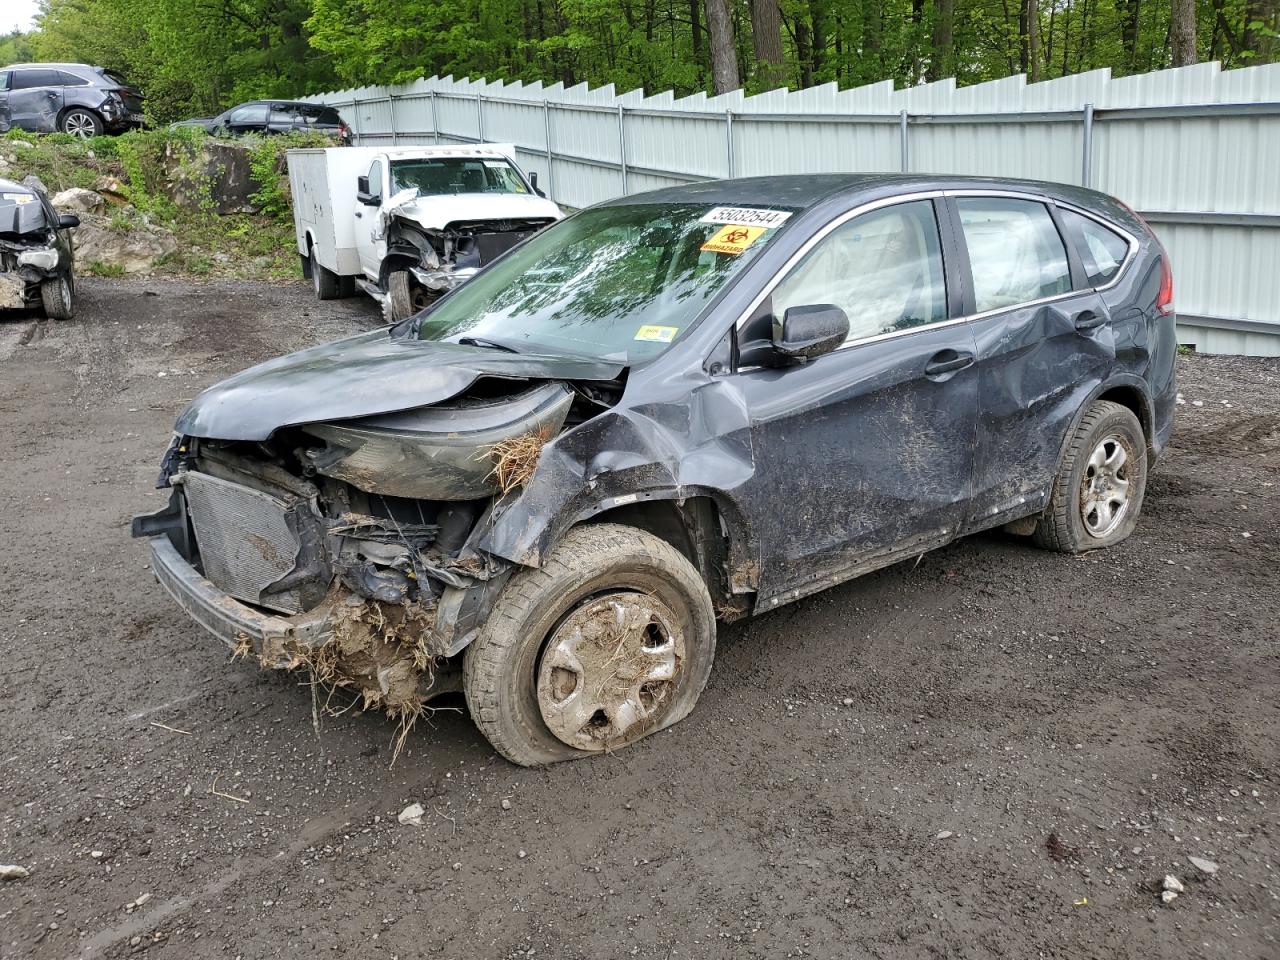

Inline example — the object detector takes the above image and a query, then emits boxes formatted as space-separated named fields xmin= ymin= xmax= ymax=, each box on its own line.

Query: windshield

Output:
xmin=390 ymin=157 xmax=528 ymax=197
xmin=416 ymin=202 xmax=795 ymax=363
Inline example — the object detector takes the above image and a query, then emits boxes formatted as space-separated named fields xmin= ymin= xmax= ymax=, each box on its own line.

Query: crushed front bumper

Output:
xmin=144 ymin=535 xmax=332 ymax=664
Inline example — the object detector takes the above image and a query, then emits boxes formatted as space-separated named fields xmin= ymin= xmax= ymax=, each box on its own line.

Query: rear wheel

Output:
xmin=40 ymin=274 xmax=74 ymax=320
xmin=463 ymin=523 xmax=717 ymax=766
xmin=60 ymin=109 xmax=103 ymax=139
xmin=310 ymin=247 xmax=340 ymax=300
xmin=1033 ymin=400 xmax=1147 ymax=553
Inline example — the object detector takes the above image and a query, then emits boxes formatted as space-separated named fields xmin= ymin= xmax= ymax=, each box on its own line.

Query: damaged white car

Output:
xmin=288 ymin=145 xmax=563 ymax=320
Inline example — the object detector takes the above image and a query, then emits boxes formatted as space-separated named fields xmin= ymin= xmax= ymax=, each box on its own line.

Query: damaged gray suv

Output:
xmin=133 ymin=174 xmax=1177 ymax=765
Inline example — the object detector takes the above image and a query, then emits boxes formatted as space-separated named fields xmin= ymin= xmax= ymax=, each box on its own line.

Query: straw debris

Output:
xmin=482 ymin=428 xmax=552 ymax=494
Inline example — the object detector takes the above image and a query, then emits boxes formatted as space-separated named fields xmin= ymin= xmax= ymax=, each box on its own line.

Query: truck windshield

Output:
xmin=416 ymin=202 xmax=795 ymax=364
xmin=390 ymin=158 xmax=528 ymax=197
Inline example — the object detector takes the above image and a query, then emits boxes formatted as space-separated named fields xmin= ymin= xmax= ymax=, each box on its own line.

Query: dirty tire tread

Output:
xmin=387 ymin=270 xmax=415 ymax=321
xmin=40 ymin=276 xmax=74 ymax=321
xmin=463 ymin=523 xmax=716 ymax=767
xmin=1033 ymin=400 xmax=1146 ymax=554
xmin=310 ymin=248 xmax=340 ymax=300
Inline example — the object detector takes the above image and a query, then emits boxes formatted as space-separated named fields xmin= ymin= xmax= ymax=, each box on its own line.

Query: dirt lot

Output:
xmin=1 ymin=279 xmax=1277 ymax=960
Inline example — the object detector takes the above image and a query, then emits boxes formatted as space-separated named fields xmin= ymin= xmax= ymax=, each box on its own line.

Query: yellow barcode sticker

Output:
xmin=634 ymin=325 xmax=678 ymax=343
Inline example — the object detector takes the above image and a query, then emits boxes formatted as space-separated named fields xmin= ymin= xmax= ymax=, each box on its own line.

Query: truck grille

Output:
xmin=180 ymin=471 xmax=304 ymax=614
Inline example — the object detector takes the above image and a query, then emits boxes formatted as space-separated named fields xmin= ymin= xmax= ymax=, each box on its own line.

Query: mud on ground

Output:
xmin=1 ymin=280 xmax=1277 ymax=959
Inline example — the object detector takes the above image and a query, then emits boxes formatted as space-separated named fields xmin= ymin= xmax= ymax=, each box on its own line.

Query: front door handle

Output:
xmin=354 ymin=210 xmax=362 ymax=218
xmin=1074 ymin=309 xmax=1106 ymax=330
xmin=924 ymin=350 xmax=975 ymax=379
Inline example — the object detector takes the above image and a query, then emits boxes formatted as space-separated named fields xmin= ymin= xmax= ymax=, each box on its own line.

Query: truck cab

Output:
xmin=289 ymin=145 xmax=563 ymax=320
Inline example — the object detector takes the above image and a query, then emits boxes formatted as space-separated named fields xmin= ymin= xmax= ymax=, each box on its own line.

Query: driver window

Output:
xmin=771 ymin=200 xmax=947 ymax=345
xmin=367 ymin=161 xmax=383 ymax=202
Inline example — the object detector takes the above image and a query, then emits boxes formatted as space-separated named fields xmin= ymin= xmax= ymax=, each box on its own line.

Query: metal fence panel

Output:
xmin=305 ymin=63 xmax=1280 ymax=355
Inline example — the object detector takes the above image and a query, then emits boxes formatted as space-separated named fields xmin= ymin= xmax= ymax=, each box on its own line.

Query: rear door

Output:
xmin=8 ymin=69 xmax=64 ymax=132
xmin=947 ymin=192 xmax=1117 ymax=530
xmin=0 ymin=71 xmax=10 ymax=131
xmin=730 ymin=197 xmax=980 ymax=604
xmin=223 ymin=102 xmax=269 ymax=135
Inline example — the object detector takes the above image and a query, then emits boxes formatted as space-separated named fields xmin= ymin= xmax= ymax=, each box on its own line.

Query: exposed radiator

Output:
xmin=180 ymin=471 xmax=304 ymax=614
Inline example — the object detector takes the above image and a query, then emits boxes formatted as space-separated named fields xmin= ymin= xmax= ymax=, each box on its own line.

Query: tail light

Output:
xmin=1155 ymin=248 xmax=1174 ymax=316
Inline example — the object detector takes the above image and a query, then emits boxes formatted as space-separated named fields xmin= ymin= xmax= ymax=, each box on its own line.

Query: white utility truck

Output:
xmin=287 ymin=144 xmax=564 ymax=319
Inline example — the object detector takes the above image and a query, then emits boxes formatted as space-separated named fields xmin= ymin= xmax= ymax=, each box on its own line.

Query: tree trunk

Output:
xmin=929 ymin=0 xmax=955 ymax=81
xmin=810 ymin=0 xmax=829 ymax=75
xmin=794 ymin=16 xmax=814 ymax=87
xmin=690 ymin=0 xmax=704 ymax=68
xmin=750 ymin=0 xmax=785 ymax=87
xmin=1028 ymin=0 xmax=1040 ymax=81
xmin=705 ymin=0 xmax=740 ymax=93
xmin=1118 ymin=0 xmax=1142 ymax=71
xmin=862 ymin=0 xmax=882 ymax=78
xmin=1170 ymin=0 xmax=1198 ymax=65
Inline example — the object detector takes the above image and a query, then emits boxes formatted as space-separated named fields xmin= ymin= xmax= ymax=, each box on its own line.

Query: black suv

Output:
xmin=172 ymin=100 xmax=351 ymax=143
xmin=133 ymin=174 xmax=1177 ymax=766
xmin=0 ymin=63 xmax=144 ymax=137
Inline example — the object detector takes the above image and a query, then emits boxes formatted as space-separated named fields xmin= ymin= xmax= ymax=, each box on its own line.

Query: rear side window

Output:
xmin=956 ymin=197 xmax=1071 ymax=312
xmin=10 ymin=69 xmax=62 ymax=90
xmin=1060 ymin=209 xmax=1131 ymax=286
xmin=58 ymin=70 xmax=90 ymax=86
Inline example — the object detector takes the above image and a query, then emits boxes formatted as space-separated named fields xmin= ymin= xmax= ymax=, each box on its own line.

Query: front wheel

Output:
xmin=1033 ymin=400 xmax=1147 ymax=553
xmin=463 ymin=523 xmax=717 ymax=766
xmin=60 ymin=109 xmax=103 ymax=139
xmin=386 ymin=269 xmax=430 ymax=321
xmin=40 ymin=274 xmax=74 ymax=320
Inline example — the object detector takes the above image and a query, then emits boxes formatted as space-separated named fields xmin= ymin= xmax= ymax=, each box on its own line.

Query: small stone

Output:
xmin=397 ymin=803 xmax=425 ymax=826
xmin=451 ymin=862 xmax=462 ymax=871
xmin=841 ymin=698 xmax=854 ymax=706
xmin=90 ymin=850 xmax=104 ymax=859
xmin=130 ymin=935 xmax=142 ymax=946
xmin=518 ymin=850 xmax=527 ymax=859
xmin=134 ymin=893 xmax=151 ymax=908
xmin=0 ymin=865 xmax=30 ymax=881
xmin=1161 ymin=890 xmax=1179 ymax=904
xmin=1188 ymin=856 xmax=1218 ymax=875
xmin=1162 ymin=875 xmax=1184 ymax=893
xmin=935 ymin=831 xmax=953 ymax=840
xmin=501 ymin=799 xmax=511 ymax=811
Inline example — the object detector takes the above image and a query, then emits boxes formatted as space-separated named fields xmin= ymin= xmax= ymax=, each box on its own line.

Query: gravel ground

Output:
xmin=0 ymin=279 xmax=1277 ymax=960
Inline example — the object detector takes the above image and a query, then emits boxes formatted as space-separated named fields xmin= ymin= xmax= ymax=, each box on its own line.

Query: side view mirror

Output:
xmin=58 ymin=213 xmax=80 ymax=229
xmin=772 ymin=303 xmax=849 ymax=362
xmin=529 ymin=171 xmax=546 ymax=198
xmin=356 ymin=176 xmax=378 ymax=206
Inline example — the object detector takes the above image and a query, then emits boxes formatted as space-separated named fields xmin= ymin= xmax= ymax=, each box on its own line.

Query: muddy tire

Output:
xmin=386 ymin=270 xmax=416 ymax=321
xmin=60 ymin=108 xmax=103 ymax=139
xmin=40 ymin=274 xmax=74 ymax=321
xmin=463 ymin=523 xmax=716 ymax=766
xmin=1033 ymin=400 xmax=1147 ymax=553
xmin=310 ymin=247 xmax=340 ymax=300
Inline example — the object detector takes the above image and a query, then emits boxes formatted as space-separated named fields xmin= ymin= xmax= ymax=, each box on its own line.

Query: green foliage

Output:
xmin=86 ymin=261 xmax=126 ymax=277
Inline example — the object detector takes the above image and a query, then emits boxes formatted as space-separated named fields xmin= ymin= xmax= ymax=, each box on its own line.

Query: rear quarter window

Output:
xmin=1060 ymin=209 xmax=1132 ymax=286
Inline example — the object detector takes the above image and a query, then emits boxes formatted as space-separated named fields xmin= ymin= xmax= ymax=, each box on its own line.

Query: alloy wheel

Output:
xmin=1080 ymin=434 xmax=1132 ymax=538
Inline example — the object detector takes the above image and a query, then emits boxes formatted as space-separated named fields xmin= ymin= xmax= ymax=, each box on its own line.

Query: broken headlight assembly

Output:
xmin=16 ymin=246 xmax=59 ymax=271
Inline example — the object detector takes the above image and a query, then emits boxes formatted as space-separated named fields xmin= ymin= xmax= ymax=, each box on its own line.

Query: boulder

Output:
xmin=162 ymin=139 xmax=259 ymax=214
xmin=93 ymin=175 xmax=130 ymax=204
xmin=72 ymin=215 xmax=178 ymax=274
xmin=51 ymin=187 xmax=107 ymax=214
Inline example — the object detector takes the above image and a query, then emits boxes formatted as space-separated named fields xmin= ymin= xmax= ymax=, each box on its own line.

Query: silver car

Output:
xmin=0 ymin=62 xmax=145 ymax=138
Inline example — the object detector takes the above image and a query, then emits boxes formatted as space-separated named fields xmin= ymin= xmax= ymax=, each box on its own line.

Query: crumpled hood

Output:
xmin=391 ymin=191 xmax=563 ymax=231
xmin=174 ymin=328 xmax=623 ymax=441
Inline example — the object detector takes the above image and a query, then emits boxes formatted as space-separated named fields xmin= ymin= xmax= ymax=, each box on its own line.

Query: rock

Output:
xmin=21 ymin=174 xmax=49 ymax=196
xmin=451 ymin=862 xmax=461 ymax=871
xmin=397 ymin=802 xmax=425 ymax=826
xmin=518 ymin=850 xmax=527 ymax=859
xmin=161 ymin=139 xmax=260 ymax=214
xmin=1162 ymin=875 xmax=1184 ymax=893
xmin=1188 ymin=856 xmax=1219 ymax=875
xmin=934 ymin=830 xmax=953 ymax=840
xmin=90 ymin=850 xmax=104 ymax=859
xmin=0 ymin=864 xmax=30 ymax=881
xmin=1161 ymin=889 xmax=1179 ymax=904
xmin=71 ymin=215 xmax=178 ymax=275
xmin=94 ymin=175 xmax=129 ymax=202
xmin=11 ymin=139 xmax=34 ymax=148
xmin=51 ymin=187 xmax=106 ymax=214
xmin=841 ymin=698 xmax=854 ymax=706
xmin=501 ymin=799 xmax=511 ymax=811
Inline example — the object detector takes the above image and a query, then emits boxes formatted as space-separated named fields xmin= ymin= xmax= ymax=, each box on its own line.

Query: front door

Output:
xmin=946 ymin=194 xmax=1118 ymax=529
xmin=730 ymin=198 xmax=980 ymax=605
xmin=354 ymin=158 xmax=387 ymax=280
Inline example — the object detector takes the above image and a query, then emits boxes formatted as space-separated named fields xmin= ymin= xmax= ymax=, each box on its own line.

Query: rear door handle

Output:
xmin=1074 ymin=309 xmax=1106 ymax=330
xmin=924 ymin=350 xmax=975 ymax=378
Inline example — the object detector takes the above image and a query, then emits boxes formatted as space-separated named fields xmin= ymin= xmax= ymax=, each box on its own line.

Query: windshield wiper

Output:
xmin=457 ymin=335 xmax=520 ymax=354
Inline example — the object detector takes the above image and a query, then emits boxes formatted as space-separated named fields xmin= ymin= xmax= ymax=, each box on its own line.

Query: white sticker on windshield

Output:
xmin=701 ymin=206 xmax=792 ymax=228
xmin=2 ymin=193 xmax=35 ymax=204
xmin=483 ymin=160 xmax=508 ymax=169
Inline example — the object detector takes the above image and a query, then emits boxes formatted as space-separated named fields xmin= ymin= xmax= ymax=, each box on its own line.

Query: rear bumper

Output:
xmin=145 ymin=535 xmax=331 ymax=663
